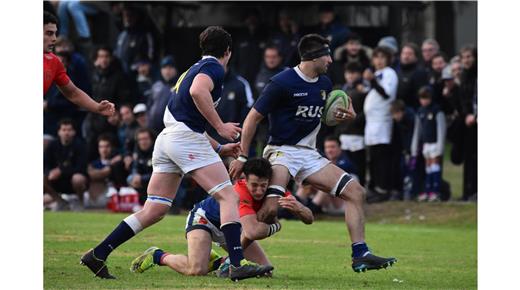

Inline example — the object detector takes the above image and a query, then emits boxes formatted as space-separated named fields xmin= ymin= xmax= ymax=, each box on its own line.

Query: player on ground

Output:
xmin=44 ymin=12 xmax=114 ymax=114
xmin=129 ymin=158 xmax=313 ymax=277
xmin=229 ymin=34 xmax=397 ymax=272
xmin=81 ymin=26 xmax=272 ymax=281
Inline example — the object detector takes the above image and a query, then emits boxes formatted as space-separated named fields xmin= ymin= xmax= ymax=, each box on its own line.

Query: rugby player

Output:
xmin=129 ymin=158 xmax=313 ymax=277
xmin=44 ymin=11 xmax=114 ymax=115
xmin=229 ymin=34 xmax=397 ymax=272
xmin=81 ymin=26 xmax=272 ymax=281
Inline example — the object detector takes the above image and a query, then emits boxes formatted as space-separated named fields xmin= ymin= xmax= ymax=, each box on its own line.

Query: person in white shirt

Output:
xmin=363 ymin=46 xmax=398 ymax=202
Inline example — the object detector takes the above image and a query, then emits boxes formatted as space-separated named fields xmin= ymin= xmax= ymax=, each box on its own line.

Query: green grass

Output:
xmin=444 ymin=142 xmax=464 ymax=200
xmin=44 ymin=209 xmax=476 ymax=289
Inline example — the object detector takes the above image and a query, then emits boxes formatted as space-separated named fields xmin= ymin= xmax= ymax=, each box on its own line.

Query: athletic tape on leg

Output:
xmin=331 ymin=173 xmax=354 ymax=197
xmin=207 ymin=180 xmax=233 ymax=195
xmin=123 ymin=214 xmax=143 ymax=234
xmin=147 ymin=195 xmax=173 ymax=206
xmin=266 ymin=185 xmax=285 ymax=198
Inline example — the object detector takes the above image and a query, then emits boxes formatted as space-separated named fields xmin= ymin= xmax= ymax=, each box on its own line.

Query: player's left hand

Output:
xmin=220 ymin=142 xmax=241 ymax=158
xmin=334 ymin=104 xmax=356 ymax=122
xmin=97 ymin=100 xmax=116 ymax=117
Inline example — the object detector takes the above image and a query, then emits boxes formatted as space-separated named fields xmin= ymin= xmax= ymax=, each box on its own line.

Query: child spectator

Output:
xmin=335 ymin=61 xmax=369 ymax=185
xmin=411 ymin=86 xmax=447 ymax=202
xmin=390 ymin=99 xmax=416 ymax=200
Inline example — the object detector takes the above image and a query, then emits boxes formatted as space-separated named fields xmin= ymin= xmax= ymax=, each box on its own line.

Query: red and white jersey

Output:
xmin=44 ymin=52 xmax=70 ymax=94
xmin=237 ymin=179 xmax=291 ymax=217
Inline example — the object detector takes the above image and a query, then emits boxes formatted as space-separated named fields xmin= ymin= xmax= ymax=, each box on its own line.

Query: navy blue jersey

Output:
xmin=418 ymin=104 xmax=441 ymax=143
xmin=166 ymin=56 xmax=224 ymax=133
xmin=254 ymin=67 xmax=332 ymax=148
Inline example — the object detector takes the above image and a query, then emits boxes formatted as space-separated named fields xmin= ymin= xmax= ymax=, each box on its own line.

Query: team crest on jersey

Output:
xmin=320 ymin=90 xmax=327 ymax=100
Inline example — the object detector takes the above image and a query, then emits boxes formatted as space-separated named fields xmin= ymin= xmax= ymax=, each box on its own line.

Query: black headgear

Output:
xmin=300 ymin=44 xmax=331 ymax=61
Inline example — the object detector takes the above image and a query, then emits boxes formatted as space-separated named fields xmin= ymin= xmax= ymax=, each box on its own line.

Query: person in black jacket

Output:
xmin=397 ymin=42 xmax=429 ymax=110
xmin=44 ymin=119 xmax=88 ymax=210
xmin=459 ymin=45 xmax=477 ymax=201
xmin=127 ymin=128 xmax=155 ymax=204
xmin=335 ymin=61 xmax=369 ymax=185
xmin=147 ymin=56 xmax=178 ymax=134
xmin=328 ymin=33 xmax=370 ymax=86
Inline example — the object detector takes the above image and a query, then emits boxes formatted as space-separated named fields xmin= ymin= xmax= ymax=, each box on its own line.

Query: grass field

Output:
xmin=44 ymin=204 xmax=477 ymax=290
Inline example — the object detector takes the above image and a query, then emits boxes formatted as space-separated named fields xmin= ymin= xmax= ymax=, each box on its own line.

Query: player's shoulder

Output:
xmin=271 ymin=67 xmax=297 ymax=83
xmin=44 ymin=52 xmax=62 ymax=64
xmin=235 ymin=179 xmax=250 ymax=196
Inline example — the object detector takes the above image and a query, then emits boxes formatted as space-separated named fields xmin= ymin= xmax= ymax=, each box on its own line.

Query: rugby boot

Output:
xmin=80 ymin=249 xmax=116 ymax=279
xmin=352 ymin=253 xmax=397 ymax=273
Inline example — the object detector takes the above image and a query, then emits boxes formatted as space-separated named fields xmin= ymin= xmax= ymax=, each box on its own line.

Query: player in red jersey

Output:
xmin=44 ymin=11 xmax=114 ymax=116
xmin=129 ymin=158 xmax=313 ymax=277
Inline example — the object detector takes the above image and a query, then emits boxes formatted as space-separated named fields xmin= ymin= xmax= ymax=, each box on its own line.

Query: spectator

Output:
xmin=114 ymin=5 xmax=155 ymax=74
xmin=377 ymin=36 xmax=400 ymax=69
xmin=147 ymin=55 xmax=178 ymax=134
xmin=411 ymin=87 xmax=447 ymax=202
xmin=363 ymin=47 xmax=398 ymax=202
xmin=390 ymin=99 xmax=416 ymax=200
xmin=44 ymin=37 xmax=91 ymax=138
xmin=254 ymin=45 xmax=287 ymax=98
xmin=118 ymin=104 xmax=139 ymax=157
xmin=133 ymin=59 xmax=154 ymax=104
xmin=421 ymin=38 xmax=440 ymax=71
xmin=459 ymin=45 xmax=478 ymax=201
xmin=314 ymin=4 xmax=351 ymax=52
xmin=206 ymin=67 xmax=254 ymax=145
xmin=86 ymin=134 xmax=127 ymax=208
xmin=270 ymin=10 xmax=300 ymax=67
xmin=133 ymin=103 xmax=148 ymax=129
xmin=336 ymin=61 xmax=369 ymax=185
xmin=56 ymin=0 xmax=97 ymax=56
xmin=84 ymin=105 xmax=121 ymax=162
xmin=441 ymin=63 xmax=461 ymax=118
xmin=450 ymin=56 xmax=463 ymax=85
xmin=329 ymin=33 xmax=371 ymax=85
xmin=231 ymin=8 xmax=268 ymax=85
xmin=396 ymin=42 xmax=429 ymax=109
xmin=44 ymin=119 xmax=88 ymax=210
xmin=127 ymin=128 xmax=155 ymax=204
xmin=429 ymin=52 xmax=448 ymax=108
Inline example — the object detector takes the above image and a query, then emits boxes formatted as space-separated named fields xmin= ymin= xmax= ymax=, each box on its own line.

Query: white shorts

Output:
xmin=152 ymin=129 xmax=222 ymax=175
xmin=263 ymin=145 xmax=330 ymax=184
xmin=185 ymin=207 xmax=226 ymax=248
xmin=422 ymin=143 xmax=443 ymax=159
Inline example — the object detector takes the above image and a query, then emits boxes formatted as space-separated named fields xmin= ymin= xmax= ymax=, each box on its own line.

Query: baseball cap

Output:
xmin=378 ymin=36 xmax=398 ymax=55
xmin=160 ymin=55 xmax=175 ymax=68
xmin=133 ymin=103 xmax=147 ymax=115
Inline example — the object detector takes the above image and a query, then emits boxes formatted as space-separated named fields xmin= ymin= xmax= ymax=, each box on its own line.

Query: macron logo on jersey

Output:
xmin=293 ymin=92 xmax=308 ymax=97
xmin=295 ymin=105 xmax=323 ymax=118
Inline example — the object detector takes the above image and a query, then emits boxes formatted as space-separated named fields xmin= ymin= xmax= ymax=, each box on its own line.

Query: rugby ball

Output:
xmin=322 ymin=90 xmax=350 ymax=126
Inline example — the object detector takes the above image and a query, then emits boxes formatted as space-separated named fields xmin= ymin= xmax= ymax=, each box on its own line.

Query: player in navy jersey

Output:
xmin=230 ymin=34 xmax=397 ymax=272
xmin=81 ymin=26 xmax=272 ymax=281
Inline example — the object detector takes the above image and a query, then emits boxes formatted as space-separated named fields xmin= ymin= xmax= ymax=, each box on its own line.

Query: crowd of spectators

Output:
xmin=43 ymin=3 xmax=477 ymax=213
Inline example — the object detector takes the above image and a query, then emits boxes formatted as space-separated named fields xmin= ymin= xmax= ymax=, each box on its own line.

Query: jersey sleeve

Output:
xmin=199 ymin=62 xmax=224 ymax=88
xmin=236 ymin=182 xmax=256 ymax=217
xmin=53 ymin=56 xmax=70 ymax=87
xmin=253 ymin=80 xmax=285 ymax=116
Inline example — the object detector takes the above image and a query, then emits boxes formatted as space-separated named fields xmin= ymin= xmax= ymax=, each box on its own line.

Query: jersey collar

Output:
xmin=294 ymin=66 xmax=319 ymax=83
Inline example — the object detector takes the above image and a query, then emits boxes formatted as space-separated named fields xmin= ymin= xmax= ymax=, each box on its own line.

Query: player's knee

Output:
xmin=141 ymin=204 xmax=169 ymax=224
xmin=186 ymin=265 xmax=207 ymax=276
xmin=341 ymin=181 xmax=366 ymax=203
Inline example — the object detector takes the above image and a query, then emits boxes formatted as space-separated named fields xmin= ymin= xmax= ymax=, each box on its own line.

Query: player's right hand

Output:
xmin=217 ymin=122 xmax=242 ymax=142
xmin=229 ymin=159 xmax=245 ymax=180
xmin=97 ymin=100 xmax=116 ymax=117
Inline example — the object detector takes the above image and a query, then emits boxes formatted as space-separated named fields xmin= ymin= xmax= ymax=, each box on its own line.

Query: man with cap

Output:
xmin=230 ymin=33 xmax=397 ymax=273
xmin=133 ymin=103 xmax=148 ymax=129
xmin=378 ymin=36 xmax=400 ymax=69
xmin=148 ymin=56 xmax=178 ymax=134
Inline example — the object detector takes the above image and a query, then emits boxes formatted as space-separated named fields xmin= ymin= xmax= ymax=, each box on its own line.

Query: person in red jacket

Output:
xmin=43 ymin=11 xmax=114 ymax=117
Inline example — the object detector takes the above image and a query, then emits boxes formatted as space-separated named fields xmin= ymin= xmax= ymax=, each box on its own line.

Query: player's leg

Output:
xmin=81 ymin=172 xmax=181 ymax=279
xmin=258 ymin=165 xmax=292 ymax=223
xmin=190 ymin=162 xmax=273 ymax=280
xmin=243 ymin=240 xmax=271 ymax=266
xmin=305 ymin=163 xmax=396 ymax=272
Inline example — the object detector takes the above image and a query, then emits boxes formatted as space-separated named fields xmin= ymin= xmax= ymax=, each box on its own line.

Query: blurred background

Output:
xmin=43 ymin=1 xmax=477 ymax=215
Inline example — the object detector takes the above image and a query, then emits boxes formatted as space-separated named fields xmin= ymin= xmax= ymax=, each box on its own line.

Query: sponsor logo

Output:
xmin=295 ymin=105 xmax=323 ymax=118
xmin=293 ymin=92 xmax=308 ymax=97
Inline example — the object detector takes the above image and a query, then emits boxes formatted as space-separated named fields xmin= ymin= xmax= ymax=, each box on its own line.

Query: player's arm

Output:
xmin=58 ymin=81 xmax=115 ymax=116
xmin=203 ymin=132 xmax=241 ymax=158
xmin=190 ymin=73 xmax=240 ymax=141
xmin=240 ymin=214 xmax=281 ymax=241
xmin=278 ymin=195 xmax=314 ymax=224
